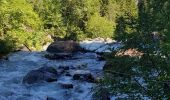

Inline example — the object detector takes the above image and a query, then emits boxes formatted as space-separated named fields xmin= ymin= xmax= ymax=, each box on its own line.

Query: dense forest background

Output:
xmin=0 ymin=0 xmax=170 ymax=99
xmin=0 ymin=0 xmax=138 ymax=53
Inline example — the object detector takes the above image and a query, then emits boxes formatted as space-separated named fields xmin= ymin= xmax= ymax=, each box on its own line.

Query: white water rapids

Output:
xmin=0 ymin=51 xmax=106 ymax=100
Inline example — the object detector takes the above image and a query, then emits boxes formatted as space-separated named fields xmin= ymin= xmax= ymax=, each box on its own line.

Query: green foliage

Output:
xmin=86 ymin=13 xmax=114 ymax=38
xmin=7 ymin=30 xmax=50 ymax=50
xmin=30 ymin=0 xmax=134 ymax=40
xmin=114 ymin=0 xmax=138 ymax=42
xmin=60 ymin=0 xmax=101 ymax=40
xmin=0 ymin=0 xmax=50 ymax=53
xmin=101 ymin=53 xmax=170 ymax=99
xmin=98 ymin=0 xmax=170 ymax=99
xmin=29 ymin=0 xmax=65 ymax=37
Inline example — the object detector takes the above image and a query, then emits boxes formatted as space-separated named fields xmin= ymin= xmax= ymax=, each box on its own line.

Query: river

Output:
xmin=0 ymin=51 xmax=106 ymax=100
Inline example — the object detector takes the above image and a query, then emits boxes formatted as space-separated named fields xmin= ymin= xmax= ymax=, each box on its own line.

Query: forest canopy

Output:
xmin=0 ymin=0 xmax=137 ymax=53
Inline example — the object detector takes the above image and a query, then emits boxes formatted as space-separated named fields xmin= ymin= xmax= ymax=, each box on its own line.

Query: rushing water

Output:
xmin=0 ymin=51 xmax=106 ymax=100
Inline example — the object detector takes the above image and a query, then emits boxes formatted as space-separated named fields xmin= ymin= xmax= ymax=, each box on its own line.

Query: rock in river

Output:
xmin=23 ymin=67 xmax=58 ymax=84
xmin=47 ymin=40 xmax=81 ymax=53
xmin=45 ymin=53 xmax=73 ymax=60
xmin=73 ymin=70 xmax=95 ymax=83
xmin=59 ymin=82 xmax=74 ymax=89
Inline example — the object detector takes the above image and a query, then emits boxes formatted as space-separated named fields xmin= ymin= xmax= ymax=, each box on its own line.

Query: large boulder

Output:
xmin=47 ymin=40 xmax=81 ymax=53
xmin=23 ymin=67 xmax=58 ymax=84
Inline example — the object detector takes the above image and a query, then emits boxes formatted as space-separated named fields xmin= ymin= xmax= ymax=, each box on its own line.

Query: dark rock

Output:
xmin=59 ymin=83 xmax=73 ymax=89
xmin=57 ymin=69 xmax=65 ymax=75
xmin=57 ymin=66 xmax=70 ymax=75
xmin=73 ymin=70 xmax=95 ymax=83
xmin=45 ymin=53 xmax=73 ymax=60
xmin=47 ymin=40 xmax=81 ymax=53
xmin=103 ymin=61 xmax=112 ymax=70
xmin=65 ymin=72 xmax=72 ymax=76
xmin=0 ymin=54 xmax=8 ymax=60
xmin=38 ymin=67 xmax=58 ymax=75
xmin=46 ymin=97 xmax=57 ymax=100
xmin=58 ymin=66 xmax=69 ymax=70
xmin=74 ymin=86 xmax=84 ymax=93
xmin=97 ymin=55 xmax=105 ymax=61
xmin=23 ymin=70 xmax=44 ymax=84
xmin=23 ymin=67 xmax=58 ymax=84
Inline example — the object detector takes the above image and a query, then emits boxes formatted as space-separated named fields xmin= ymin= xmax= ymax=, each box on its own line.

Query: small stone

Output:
xmin=58 ymin=66 xmax=69 ymax=70
xmin=45 ymin=53 xmax=72 ymax=60
xmin=65 ymin=72 xmax=72 ymax=76
xmin=59 ymin=83 xmax=73 ymax=89
xmin=46 ymin=97 xmax=57 ymax=100
xmin=97 ymin=55 xmax=105 ymax=61
xmin=73 ymin=70 xmax=95 ymax=83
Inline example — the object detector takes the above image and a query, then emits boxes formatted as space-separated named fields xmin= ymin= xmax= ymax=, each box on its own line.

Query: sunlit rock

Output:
xmin=47 ymin=40 xmax=81 ymax=53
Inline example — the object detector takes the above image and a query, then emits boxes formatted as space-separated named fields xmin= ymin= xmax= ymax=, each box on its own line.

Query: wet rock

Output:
xmin=97 ymin=55 xmax=105 ymax=61
xmin=58 ymin=66 xmax=70 ymax=70
xmin=46 ymin=97 xmax=57 ymax=100
xmin=74 ymin=86 xmax=84 ymax=93
xmin=73 ymin=70 xmax=95 ymax=83
xmin=65 ymin=72 xmax=72 ymax=76
xmin=76 ymin=63 xmax=88 ymax=69
xmin=0 ymin=54 xmax=8 ymax=60
xmin=103 ymin=61 xmax=112 ymax=70
xmin=57 ymin=66 xmax=70 ymax=75
xmin=47 ymin=40 xmax=81 ymax=53
xmin=59 ymin=83 xmax=73 ymax=89
xmin=23 ymin=67 xmax=58 ymax=84
xmin=38 ymin=67 xmax=58 ymax=75
xmin=45 ymin=53 xmax=73 ymax=60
